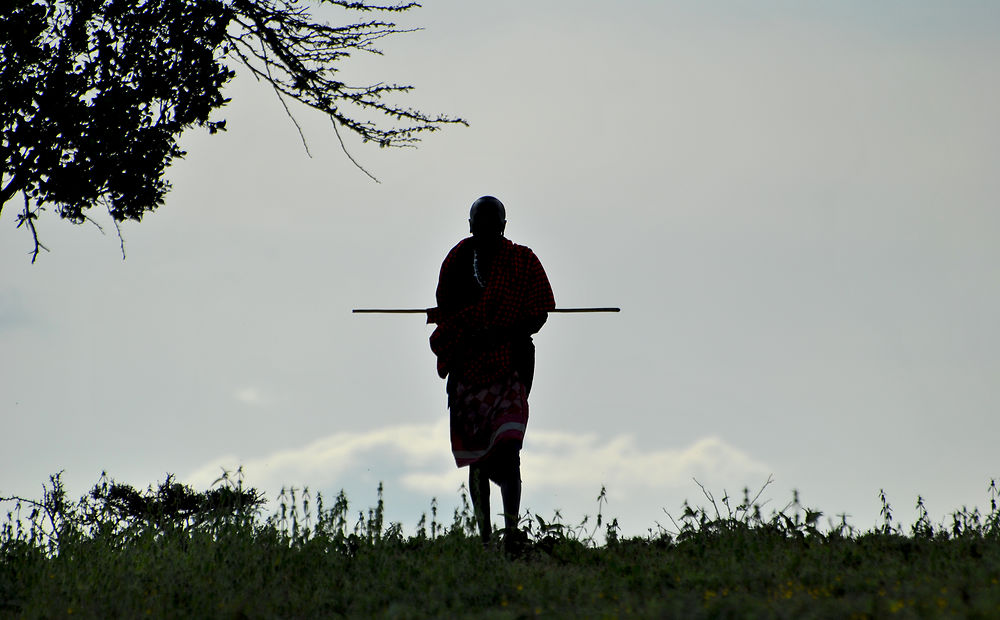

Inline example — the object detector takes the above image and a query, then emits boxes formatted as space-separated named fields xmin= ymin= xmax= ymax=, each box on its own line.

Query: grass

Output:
xmin=2 ymin=472 xmax=999 ymax=618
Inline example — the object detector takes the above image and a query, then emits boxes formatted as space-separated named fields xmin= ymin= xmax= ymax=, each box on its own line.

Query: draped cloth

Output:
xmin=448 ymin=372 xmax=528 ymax=467
xmin=427 ymin=237 xmax=555 ymax=467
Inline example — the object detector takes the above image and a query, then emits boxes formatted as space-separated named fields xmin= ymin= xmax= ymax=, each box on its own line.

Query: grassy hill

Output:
xmin=2 ymin=473 xmax=998 ymax=618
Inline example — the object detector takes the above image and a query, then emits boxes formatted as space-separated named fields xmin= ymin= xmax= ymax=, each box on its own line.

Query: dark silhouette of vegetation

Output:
xmin=1 ymin=0 xmax=466 ymax=261
xmin=2 ymin=473 xmax=999 ymax=616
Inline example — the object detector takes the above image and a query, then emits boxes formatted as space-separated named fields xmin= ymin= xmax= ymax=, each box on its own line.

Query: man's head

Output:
xmin=469 ymin=196 xmax=506 ymax=247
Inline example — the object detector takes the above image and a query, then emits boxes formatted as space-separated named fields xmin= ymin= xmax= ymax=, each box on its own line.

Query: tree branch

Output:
xmin=0 ymin=175 xmax=24 ymax=219
xmin=331 ymin=116 xmax=379 ymax=183
xmin=15 ymin=193 xmax=49 ymax=264
xmin=106 ymin=200 xmax=126 ymax=260
xmin=226 ymin=0 xmax=467 ymax=150
xmin=3 ymin=0 xmax=465 ymax=261
xmin=257 ymin=27 xmax=314 ymax=157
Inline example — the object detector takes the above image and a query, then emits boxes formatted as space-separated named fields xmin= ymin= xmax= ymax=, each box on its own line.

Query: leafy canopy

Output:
xmin=0 ymin=0 xmax=466 ymax=260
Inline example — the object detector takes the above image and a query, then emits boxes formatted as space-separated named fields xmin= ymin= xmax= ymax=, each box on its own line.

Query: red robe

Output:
xmin=428 ymin=237 xmax=555 ymax=466
xmin=428 ymin=237 xmax=555 ymax=386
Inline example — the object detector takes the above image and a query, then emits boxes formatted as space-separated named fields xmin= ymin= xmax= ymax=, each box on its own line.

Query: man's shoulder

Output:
xmin=506 ymin=239 xmax=542 ymax=263
xmin=443 ymin=237 xmax=542 ymax=264
xmin=443 ymin=237 xmax=474 ymax=261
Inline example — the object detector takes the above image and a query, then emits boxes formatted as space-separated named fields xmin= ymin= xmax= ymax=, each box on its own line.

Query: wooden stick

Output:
xmin=352 ymin=307 xmax=620 ymax=314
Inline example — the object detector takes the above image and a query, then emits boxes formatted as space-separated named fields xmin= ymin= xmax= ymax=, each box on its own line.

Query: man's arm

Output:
xmin=520 ymin=314 xmax=548 ymax=336
xmin=428 ymin=241 xmax=468 ymax=325
xmin=472 ymin=314 xmax=547 ymax=349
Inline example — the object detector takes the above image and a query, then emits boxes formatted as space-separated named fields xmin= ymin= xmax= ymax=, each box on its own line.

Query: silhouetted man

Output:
xmin=428 ymin=196 xmax=555 ymax=551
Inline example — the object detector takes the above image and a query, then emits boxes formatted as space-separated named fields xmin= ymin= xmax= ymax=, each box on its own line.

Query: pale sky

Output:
xmin=2 ymin=1 xmax=999 ymax=536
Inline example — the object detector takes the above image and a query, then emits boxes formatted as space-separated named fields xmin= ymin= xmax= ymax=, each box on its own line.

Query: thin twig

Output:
xmin=332 ymin=117 xmax=380 ymax=183
xmin=746 ymin=474 xmax=775 ymax=511
xmin=15 ymin=193 xmax=49 ymax=264
xmin=693 ymin=478 xmax=722 ymax=521
xmin=259 ymin=31 xmax=313 ymax=157
xmin=0 ymin=495 xmax=44 ymax=509
xmin=274 ymin=86 xmax=313 ymax=157
xmin=84 ymin=214 xmax=105 ymax=234
xmin=110 ymin=212 xmax=126 ymax=261
xmin=97 ymin=198 xmax=126 ymax=259
xmin=661 ymin=508 xmax=683 ymax=535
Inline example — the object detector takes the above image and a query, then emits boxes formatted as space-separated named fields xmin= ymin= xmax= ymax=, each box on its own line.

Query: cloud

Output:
xmin=183 ymin=420 xmax=450 ymax=492
xmin=528 ymin=432 xmax=769 ymax=490
xmin=398 ymin=429 xmax=771 ymax=497
xmin=234 ymin=386 xmax=265 ymax=406
xmin=184 ymin=419 xmax=770 ymax=506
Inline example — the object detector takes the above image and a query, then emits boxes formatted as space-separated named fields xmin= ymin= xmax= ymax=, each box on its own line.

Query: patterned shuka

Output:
xmin=428 ymin=237 xmax=555 ymax=467
xmin=446 ymin=374 xmax=529 ymax=467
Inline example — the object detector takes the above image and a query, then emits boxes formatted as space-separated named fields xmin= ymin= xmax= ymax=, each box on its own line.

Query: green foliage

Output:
xmin=2 ymin=473 xmax=1000 ymax=617
xmin=1 ymin=0 xmax=466 ymax=260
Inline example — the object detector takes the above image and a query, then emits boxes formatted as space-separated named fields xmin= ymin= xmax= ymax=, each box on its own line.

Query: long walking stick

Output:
xmin=353 ymin=307 xmax=620 ymax=314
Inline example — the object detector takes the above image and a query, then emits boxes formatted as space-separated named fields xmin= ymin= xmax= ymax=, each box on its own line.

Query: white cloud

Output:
xmin=183 ymin=420 xmax=451 ymax=492
xmin=184 ymin=420 xmax=770 ymax=508
xmin=398 ymin=429 xmax=771 ymax=497
xmin=526 ymin=432 xmax=770 ymax=491
xmin=234 ymin=386 xmax=265 ymax=406
xmin=183 ymin=421 xmax=774 ymax=537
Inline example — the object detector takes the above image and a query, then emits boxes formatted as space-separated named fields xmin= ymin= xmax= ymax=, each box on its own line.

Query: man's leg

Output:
xmin=497 ymin=449 xmax=522 ymax=535
xmin=469 ymin=463 xmax=491 ymax=545
xmin=488 ymin=444 xmax=525 ymax=555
